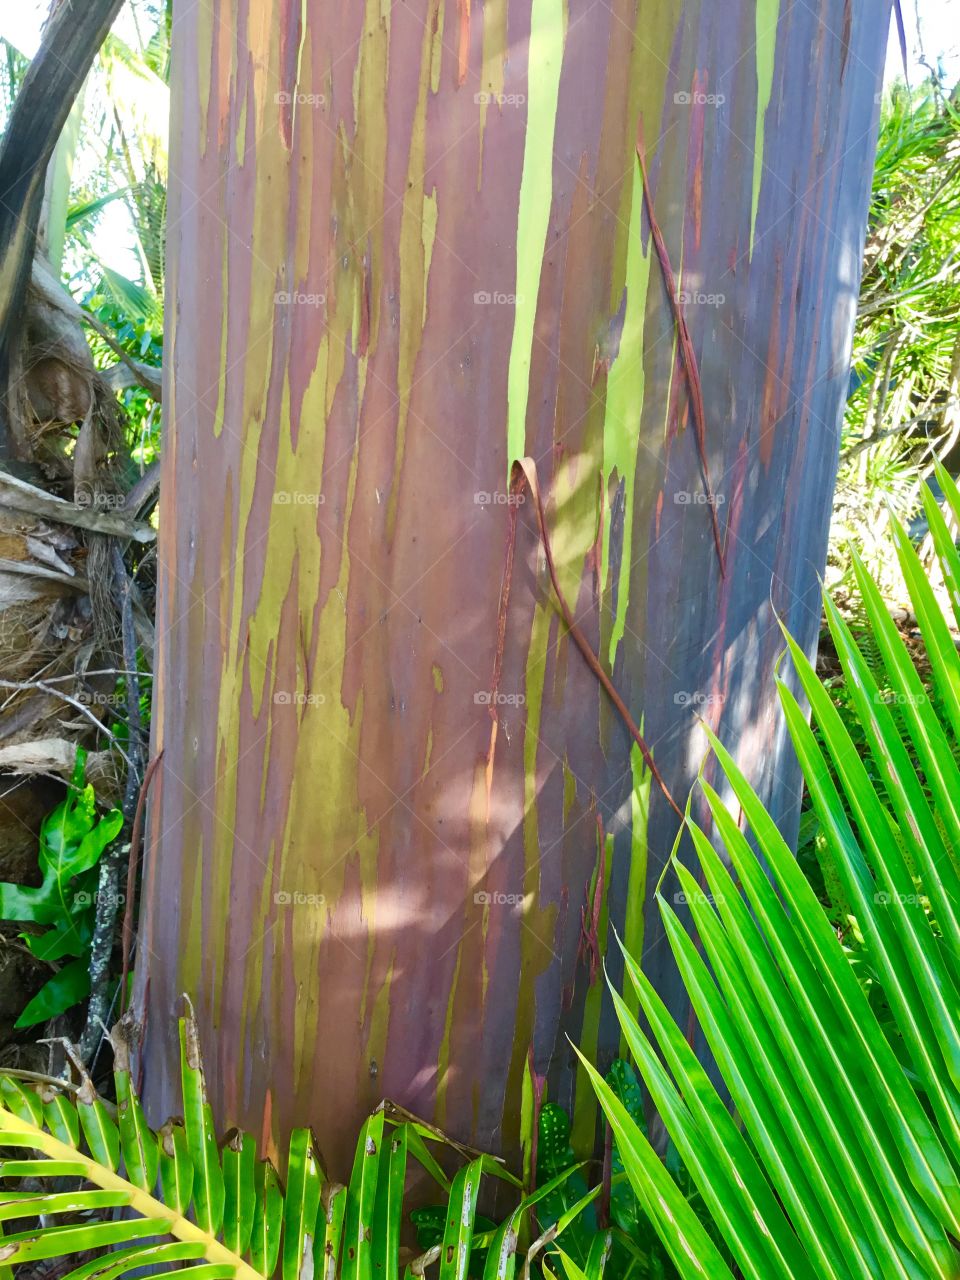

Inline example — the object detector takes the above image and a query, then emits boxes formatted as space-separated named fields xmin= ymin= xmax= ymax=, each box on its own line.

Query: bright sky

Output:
xmin=1 ymin=0 xmax=957 ymax=278
xmin=5 ymin=0 xmax=959 ymax=79
xmin=885 ymin=0 xmax=960 ymax=84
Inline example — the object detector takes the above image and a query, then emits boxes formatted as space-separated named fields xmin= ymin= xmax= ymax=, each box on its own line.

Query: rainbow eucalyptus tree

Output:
xmin=138 ymin=0 xmax=891 ymax=1170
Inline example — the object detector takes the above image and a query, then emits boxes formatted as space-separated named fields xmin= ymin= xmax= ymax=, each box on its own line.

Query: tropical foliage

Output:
xmin=0 ymin=999 xmax=667 ymax=1279
xmin=831 ymin=80 xmax=960 ymax=592
xmin=0 ymin=749 xmax=121 ymax=1029
xmin=585 ymin=462 xmax=960 ymax=1278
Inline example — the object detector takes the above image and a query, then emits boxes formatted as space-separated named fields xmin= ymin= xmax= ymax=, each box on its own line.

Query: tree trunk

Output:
xmin=138 ymin=0 xmax=890 ymax=1172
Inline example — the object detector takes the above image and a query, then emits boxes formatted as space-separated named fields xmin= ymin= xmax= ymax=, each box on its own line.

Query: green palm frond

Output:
xmin=0 ymin=1000 xmax=615 ymax=1277
xmin=585 ymin=473 xmax=960 ymax=1278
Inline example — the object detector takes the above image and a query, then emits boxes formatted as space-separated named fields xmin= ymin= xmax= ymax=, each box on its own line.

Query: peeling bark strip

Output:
xmin=140 ymin=0 xmax=890 ymax=1171
xmin=636 ymin=123 xmax=726 ymax=578
xmin=509 ymin=456 xmax=682 ymax=817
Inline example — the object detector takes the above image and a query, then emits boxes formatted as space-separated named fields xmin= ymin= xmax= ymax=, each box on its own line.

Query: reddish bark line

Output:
xmin=636 ymin=121 xmax=726 ymax=578
xmin=510 ymin=457 xmax=682 ymax=818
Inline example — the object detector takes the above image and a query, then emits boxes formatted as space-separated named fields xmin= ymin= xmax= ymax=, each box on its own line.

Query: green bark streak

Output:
xmin=506 ymin=0 xmax=567 ymax=473
xmin=751 ymin=0 xmax=780 ymax=255
xmin=602 ymin=166 xmax=652 ymax=665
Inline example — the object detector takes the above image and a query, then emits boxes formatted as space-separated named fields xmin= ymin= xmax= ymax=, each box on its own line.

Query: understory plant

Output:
xmin=0 ymin=749 xmax=121 ymax=1027
xmin=583 ymin=466 xmax=960 ymax=1278
xmin=0 ymin=998 xmax=661 ymax=1279
xmin=6 ymin=486 xmax=960 ymax=1276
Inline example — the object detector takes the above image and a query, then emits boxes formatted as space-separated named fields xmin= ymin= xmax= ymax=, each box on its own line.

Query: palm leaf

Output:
xmin=584 ymin=504 xmax=960 ymax=1276
xmin=0 ymin=1011 xmax=597 ymax=1278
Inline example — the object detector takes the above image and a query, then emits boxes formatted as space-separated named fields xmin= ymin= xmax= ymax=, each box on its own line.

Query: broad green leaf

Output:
xmin=342 ymin=1112 xmax=385 ymax=1280
xmin=573 ymin=1050 xmax=730 ymax=1280
xmin=250 ymin=1159 xmax=283 ymax=1276
xmin=613 ymin=935 xmax=808 ymax=1280
xmin=0 ymin=1078 xmax=42 ymax=1126
xmin=694 ymin=792 xmax=955 ymax=1270
xmin=283 ymin=1127 xmax=323 ymax=1280
xmin=221 ymin=1127 xmax=256 ymax=1257
xmin=114 ymin=1045 xmax=159 ymax=1193
xmin=318 ymin=1181 xmax=347 ymax=1280
xmin=0 ymin=1189 xmax=127 ymax=1221
xmin=179 ymin=1004 xmax=225 ymax=1235
xmin=59 ymin=1242 xmax=209 ymax=1280
xmin=701 ymin=727 xmax=960 ymax=1233
xmin=372 ymin=1122 xmax=407 ymax=1280
xmin=76 ymin=1088 xmax=120 ymax=1173
xmin=481 ymin=1211 xmax=520 ymax=1280
xmin=438 ymin=1157 xmax=483 ymax=1280
xmin=15 ymin=958 xmax=91 ymax=1029
xmin=159 ymin=1119 xmax=194 ymax=1215
xmin=41 ymin=1088 xmax=80 ymax=1147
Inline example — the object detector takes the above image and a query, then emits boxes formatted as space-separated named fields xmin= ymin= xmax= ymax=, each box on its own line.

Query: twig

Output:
xmin=636 ymin=121 xmax=726 ymax=577
xmin=499 ymin=457 xmax=682 ymax=819
xmin=119 ymin=750 xmax=164 ymax=1017
xmin=0 ymin=678 xmax=134 ymax=769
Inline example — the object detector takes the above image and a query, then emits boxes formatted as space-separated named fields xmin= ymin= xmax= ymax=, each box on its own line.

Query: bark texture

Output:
xmin=139 ymin=0 xmax=890 ymax=1171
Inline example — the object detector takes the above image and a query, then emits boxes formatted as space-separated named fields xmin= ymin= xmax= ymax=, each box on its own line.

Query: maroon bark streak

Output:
xmin=138 ymin=0 xmax=891 ymax=1173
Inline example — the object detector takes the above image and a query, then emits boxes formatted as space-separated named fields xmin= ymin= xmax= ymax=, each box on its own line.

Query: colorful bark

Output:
xmin=141 ymin=0 xmax=890 ymax=1172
